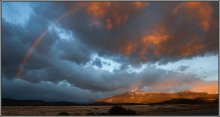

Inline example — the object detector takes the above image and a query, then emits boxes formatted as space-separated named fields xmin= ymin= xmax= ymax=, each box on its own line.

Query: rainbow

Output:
xmin=16 ymin=5 xmax=82 ymax=78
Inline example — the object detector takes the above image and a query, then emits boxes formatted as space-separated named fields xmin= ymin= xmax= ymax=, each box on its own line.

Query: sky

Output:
xmin=1 ymin=1 xmax=219 ymax=103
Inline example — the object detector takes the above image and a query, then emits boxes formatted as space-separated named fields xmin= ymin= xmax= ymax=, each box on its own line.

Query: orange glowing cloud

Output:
xmin=120 ymin=42 xmax=136 ymax=56
xmin=139 ymin=26 xmax=170 ymax=59
xmin=86 ymin=2 xmax=111 ymax=19
xmin=134 ymin=1 xmax=147 ymax=8
xmin=174 ymin=2 xmax=213 ymax=31
xmin=85 ymin=2 xmax=149 ymax=29
xmin=142 ymin=32 xmax=169 ymax=45
xmin=180 ymin=41 xmax=205 ymax=57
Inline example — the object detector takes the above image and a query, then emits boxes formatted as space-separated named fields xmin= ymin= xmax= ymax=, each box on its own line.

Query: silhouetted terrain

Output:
xmin=2 ymin=98 xmax=81 ymax=106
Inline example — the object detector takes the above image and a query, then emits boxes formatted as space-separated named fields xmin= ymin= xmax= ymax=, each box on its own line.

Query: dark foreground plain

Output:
xmin=2 ymin=103 xmax=218 ymax=116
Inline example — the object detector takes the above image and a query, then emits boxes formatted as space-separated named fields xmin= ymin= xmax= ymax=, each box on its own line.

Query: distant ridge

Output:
xmin=97 ymin=90 xmax=218 ymax=104
xmin=2 ymin=98 xmax=81 ymax=106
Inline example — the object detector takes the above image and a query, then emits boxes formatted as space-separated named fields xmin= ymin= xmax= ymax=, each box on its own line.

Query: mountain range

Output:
xmin=97 ymin=89 xmax=218 ymax=104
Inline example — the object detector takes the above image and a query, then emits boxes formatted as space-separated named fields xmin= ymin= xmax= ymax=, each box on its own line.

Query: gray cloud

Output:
xmin=2 ymin=78 xmax=101 ymax=102
xmin=2 ymin=65 xmax=210 ymax=102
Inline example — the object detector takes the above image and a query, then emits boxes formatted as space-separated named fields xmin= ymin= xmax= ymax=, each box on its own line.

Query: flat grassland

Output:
xmin=2 ymin=103 xmax=218 ymax=116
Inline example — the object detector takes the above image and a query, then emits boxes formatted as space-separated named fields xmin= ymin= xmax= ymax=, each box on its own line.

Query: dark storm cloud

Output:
xmin=60 ymin=2 xmax=151 ymax=64
xmin=2 ymin=1 xmax=218 ymax=102
xmin=1 ymin=78 xmax=100 ymax=102
xmin=145 ymin=2 xmax=219 ymax=64
xmin=3 ymin=2 xmax=218 ymax=78
xmin=59 ymin=1 xmax=218 ymax=65
xmin=2 ymin=3 xmax=58 ymax=78
xmin=2 ymin=20 xmax=26 ymax=79
xmin=2 ymin=2 xmax=92 ymax=79
xmin=57 ymin=37 xmax=92 ymax=65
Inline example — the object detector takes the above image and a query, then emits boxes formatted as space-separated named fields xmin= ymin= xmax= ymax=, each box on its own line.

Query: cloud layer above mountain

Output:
xmin=2 ymin=1 xmax=218 ymax=102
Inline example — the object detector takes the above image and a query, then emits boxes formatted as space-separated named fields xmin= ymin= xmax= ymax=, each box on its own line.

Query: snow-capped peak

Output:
xmin=129 ymin=88 xmax=145 ymax=95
